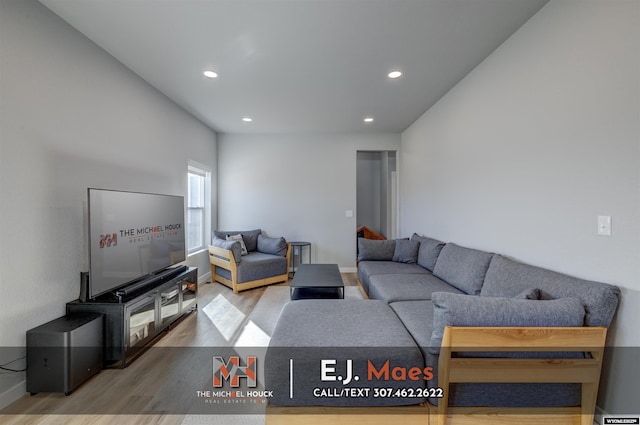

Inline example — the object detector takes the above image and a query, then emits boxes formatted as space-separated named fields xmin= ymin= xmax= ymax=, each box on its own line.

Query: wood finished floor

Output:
xmin=0 ymin=273 xmax=360 ymax=425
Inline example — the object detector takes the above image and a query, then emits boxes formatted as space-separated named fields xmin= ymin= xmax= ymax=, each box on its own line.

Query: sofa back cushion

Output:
xmin=214 ymin=229 xmax=261 ymax=252
xmin=481 ymin=255 xmax=620 ymax=327
xmin=432 ymin=243 xmax=493 ymax=295
xmin=357 ymin=238 xmax=396 ymax=261
xmin=257 ymin=234 xmax=288 ymax=257
xmin=429 ymin=292 xmax=586 ymax=355
xmin=411 ymin=234 xmax=445 ymax=271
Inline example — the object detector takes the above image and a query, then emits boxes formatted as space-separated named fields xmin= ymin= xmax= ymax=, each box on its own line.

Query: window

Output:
xmin=187 ymin=164 xmax=210 ymax=254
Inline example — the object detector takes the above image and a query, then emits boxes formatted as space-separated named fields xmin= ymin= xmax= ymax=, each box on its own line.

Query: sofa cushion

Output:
xmin=411 ymin=234 xmax=445 ymax=271
xmin=389 ymin=300 xmax=435 ymax=361
xmin=392 ymin=239 xmax=420 ymax=264
xmin=429 ymin=292 xmax=586 ymax=354
xmin=216 ymin=251 xmax=287 ymax=283
xmin=432 ymin=243 xmax=493 ymax=295
xmin=357 ymin=238 xmax=396 ymax=261
xmin=357 ymin=260 xmax=430 ymax=294
xmin=214 ymin=229 xmax=261 ymax=252
xmin=432 ymin=376 xmax=580 ymax=408
xmin=480 ymin=255 xmax=620 ymax=327
xmin=210 ymin=237 xmax=242 ymax=264
xmin=257 ymin=234 xmax=287 ymax=257
xmin=226 ymin=234 xmax=248 ymax=255
xmin=266 ymin=300 xmax=426 ymax=407
xmin=368 ymin=274 xmax=463 ymax=304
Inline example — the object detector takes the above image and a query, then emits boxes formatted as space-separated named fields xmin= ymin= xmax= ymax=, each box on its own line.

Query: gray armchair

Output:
xmin=208 ymin=229 xmax=291 ymax=293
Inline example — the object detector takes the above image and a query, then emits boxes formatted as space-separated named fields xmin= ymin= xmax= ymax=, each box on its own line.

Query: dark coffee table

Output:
xmin=289 ymin=264 xmax=344 ymax=300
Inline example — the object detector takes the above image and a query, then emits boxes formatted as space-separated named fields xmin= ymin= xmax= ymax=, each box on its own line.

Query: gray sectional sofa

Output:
xmin=265 ymin=234 xmax=620 ymax=423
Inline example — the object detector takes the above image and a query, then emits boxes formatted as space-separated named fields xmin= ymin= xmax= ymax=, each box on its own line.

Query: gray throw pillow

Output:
xmin=257 ymin=234 xmax=288 ymax=257
xmin=213 ymin=229 xmax=261 ymax=252
xmin=513 ymin=288 xmax=541 ymax=300
xmin=411 ymin=234 xmax=445 ymax=271
xmin=357 ymin=238 xmax=396 ymax=262
xmin=429 ymin=292 xmax=586 ymax=355
xmin=210 ymin=237 xmax=242 ymax=264
xmin=392 ymin=239 xmax=420 ymax=264
xmin=226 ymin=234 xmax=248 ymax=255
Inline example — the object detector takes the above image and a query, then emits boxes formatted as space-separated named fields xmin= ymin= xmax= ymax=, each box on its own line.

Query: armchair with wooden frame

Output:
xmin=209 ymin=239 xmax=291 ymax=294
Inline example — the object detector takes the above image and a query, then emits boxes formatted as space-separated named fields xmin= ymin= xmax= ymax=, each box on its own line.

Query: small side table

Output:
xmin=289 ymin=241 xmax=311 ymax=276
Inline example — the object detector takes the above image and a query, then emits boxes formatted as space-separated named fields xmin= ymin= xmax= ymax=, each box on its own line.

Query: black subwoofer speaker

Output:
xmin=26 ymin=314 xmax=103 ymax=395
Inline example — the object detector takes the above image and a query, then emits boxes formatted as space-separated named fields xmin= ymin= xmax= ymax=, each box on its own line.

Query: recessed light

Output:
xmin=388 ymin=71 xmax=402 ymax=79
xmin=242 ymin=117 xmax=253 ymax=122
xmin=203 ymin=70 xmax=218 ymax=79
xmin=364 ymin=117 xmax=374 ymax=123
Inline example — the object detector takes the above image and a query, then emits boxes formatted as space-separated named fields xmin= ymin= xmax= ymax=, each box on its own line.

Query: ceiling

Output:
xmin=39 ymin=0 xmax=549 ymax=135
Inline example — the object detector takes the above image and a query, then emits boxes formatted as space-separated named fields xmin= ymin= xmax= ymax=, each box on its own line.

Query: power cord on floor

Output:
xmin=0 ymin=356 xmax=27 ymax=372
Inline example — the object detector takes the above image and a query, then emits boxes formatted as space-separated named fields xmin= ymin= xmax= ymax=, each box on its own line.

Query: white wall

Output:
xmin=0 ymin=0 xmax=217 ymax=407
xmin=218 ymin=134 xmax=401 ymax=270
xmin=400 ymin=0 xmax=639 ymax=415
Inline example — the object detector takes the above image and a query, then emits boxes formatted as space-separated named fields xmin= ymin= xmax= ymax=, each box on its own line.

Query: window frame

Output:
xmin=187 ymin=163 xmax=211 ymax=255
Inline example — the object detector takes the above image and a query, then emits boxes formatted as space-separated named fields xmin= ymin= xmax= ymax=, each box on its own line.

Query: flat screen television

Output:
xmin=87 ymin=188 xmax=186 ymax=299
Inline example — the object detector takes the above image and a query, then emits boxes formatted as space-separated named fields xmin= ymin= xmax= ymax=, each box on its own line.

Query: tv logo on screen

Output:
xmin=213 ymin=356 xmax=257 ymax=388
xmin=99 ymin=233 xmax=117 ymax=248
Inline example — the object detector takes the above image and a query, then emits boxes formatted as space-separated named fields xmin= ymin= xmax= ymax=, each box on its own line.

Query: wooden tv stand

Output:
xmin=67 ymin=266 xmax=197 ymax=368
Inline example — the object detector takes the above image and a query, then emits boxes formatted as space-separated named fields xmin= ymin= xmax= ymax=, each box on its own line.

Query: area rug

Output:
xmin=247 ymin=285 xmax=364 ymax=338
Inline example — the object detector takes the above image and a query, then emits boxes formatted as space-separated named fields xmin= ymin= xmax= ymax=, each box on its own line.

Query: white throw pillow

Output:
xmin=226 ymin=234 xmax=248 ymax=255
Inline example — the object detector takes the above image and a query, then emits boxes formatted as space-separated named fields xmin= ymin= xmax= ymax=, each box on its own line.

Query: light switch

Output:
xmin=597 ymin=216 xmax=611 ymax=236
xmin=345 ymin=210 xmax=353 ymax=218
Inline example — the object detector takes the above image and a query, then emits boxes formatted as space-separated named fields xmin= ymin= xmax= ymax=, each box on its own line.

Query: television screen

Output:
xmin=88 ymin=188 xmax=186 ymax=299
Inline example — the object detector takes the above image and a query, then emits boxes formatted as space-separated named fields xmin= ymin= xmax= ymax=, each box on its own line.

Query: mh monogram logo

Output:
xmin=99 ymin=233 xmax=117 ymax=248
xmin=213 ymin=356 xmax=257 ymax=388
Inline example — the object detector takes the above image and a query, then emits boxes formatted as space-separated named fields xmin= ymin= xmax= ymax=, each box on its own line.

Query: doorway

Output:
xmin=356 ymin=151 xmax=398 ymax=241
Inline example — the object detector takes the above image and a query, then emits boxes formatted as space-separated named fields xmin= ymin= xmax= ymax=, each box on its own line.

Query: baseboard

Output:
xmin=199 ymin=270 xmax=211 ymax=284
xmin=0 ymin=379 xmax=26 ymax=411
xmin=339 ymin=267 xmax=357 ymax=273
